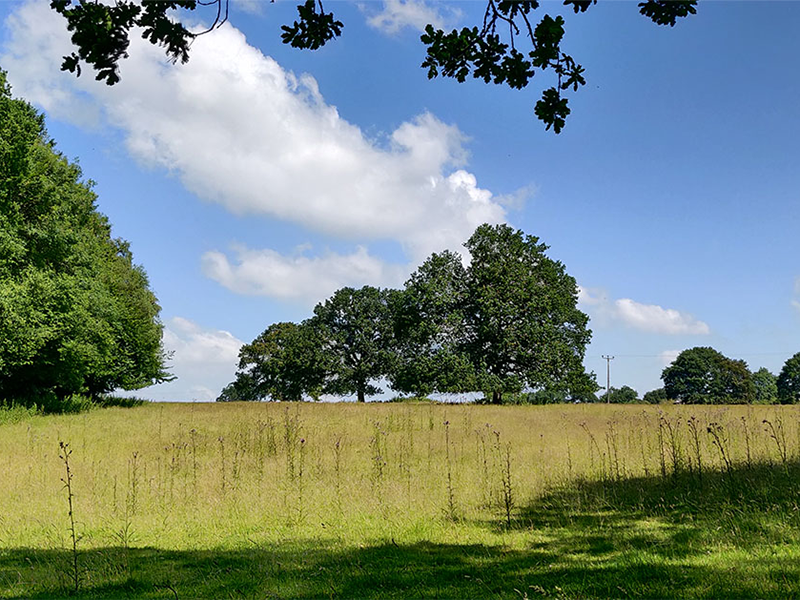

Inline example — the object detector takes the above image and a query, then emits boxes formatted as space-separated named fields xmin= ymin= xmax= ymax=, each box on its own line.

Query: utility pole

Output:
xmin=602 ymin=355 xmax=614 ymax=403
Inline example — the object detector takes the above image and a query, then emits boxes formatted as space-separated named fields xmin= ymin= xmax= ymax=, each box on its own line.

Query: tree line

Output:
xmin=646 ymin=347 xmax=800 ymax=405
xmin=545 ymin=348 xmax=800 ymax=406
xmin=218 ymin=223 xmax=597 ymax=404
xmin=0 ymin=71 xmax=170 ymax=408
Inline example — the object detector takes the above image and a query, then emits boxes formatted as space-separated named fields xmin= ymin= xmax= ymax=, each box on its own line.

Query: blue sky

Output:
xmin=1 ymin=0 xmax=799 ymax=401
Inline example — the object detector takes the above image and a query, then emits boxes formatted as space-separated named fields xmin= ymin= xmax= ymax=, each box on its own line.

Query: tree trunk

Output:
xmin=357 ymin=388 xmax=365 ymax=403
xmin=492 ymin=390 xmax=503 ymax=404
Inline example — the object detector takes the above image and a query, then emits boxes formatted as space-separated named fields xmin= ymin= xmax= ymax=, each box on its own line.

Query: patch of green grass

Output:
xmin=0 ymin=403 xmax=42 ymax=425
xmin=2 ymin=403 xmax=800 ymax=598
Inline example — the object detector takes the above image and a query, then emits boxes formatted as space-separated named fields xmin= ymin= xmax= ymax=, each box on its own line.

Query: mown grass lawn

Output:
xmin=2 ymin=402 xmax=799 ymax=598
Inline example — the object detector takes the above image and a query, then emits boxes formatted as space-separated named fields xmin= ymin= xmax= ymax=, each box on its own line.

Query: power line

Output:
xmin=592 ymin=351 xmax=796 ymax=359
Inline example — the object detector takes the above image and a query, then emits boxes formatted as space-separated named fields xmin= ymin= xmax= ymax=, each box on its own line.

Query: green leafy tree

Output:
xmin=601 ymin=385 xmax=639 ymax=404
xmin=47 ymin=0 xmax=696 ymax=132
xmin=312 ymin=286 xmax=395 ymax=403
xmin=462 ymin=223 xmax=594 ymax=403
xmin=662 ymin=347 xmax=755 ymax=404
xmin=752 ymin=367 xmax=778 ymax=404
xmin=777 ymin=353 xmax=800 ymax=404
xmin=0 ymin=72 xmax=170 ymax=403
xmin=390 ymin=250 xmax=476 ymax=396
xmin=223 ymin=321 xmax=327 ymax=402
xmin=216 ymin=372 xmax=258 ymax=402
xmin=642 ymin=387 xmax=667 ymax=404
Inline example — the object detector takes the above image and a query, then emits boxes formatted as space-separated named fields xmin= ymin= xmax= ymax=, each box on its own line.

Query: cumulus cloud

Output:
xmin=577 ymin=286 xmax=607 ymax=307
xmin=362 ymin=0 xmax=461 ymax=34
xmin=1 ymin=1 xmax=507 ymax=295
xmin=231 ymin=0 xmax=266 ymax=16
xmin=202 ymin=244 xmax=407 ymax=304
xmin=579 ymin=287 xmax=710 ymax=336
xmin=614 ymin=298 xmax=710 ymax=335
xmin=659 ymin=349 xmax=681 ymax=367
xmin=145 ymin=317 xmax=244 ymax=402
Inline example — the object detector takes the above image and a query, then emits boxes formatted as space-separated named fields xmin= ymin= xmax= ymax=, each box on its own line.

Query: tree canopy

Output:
xmin=462 ymin=223 xmax=594 ymax=402
xmin=48 ymin=0 xmax=697 ymax=133
xmin=661 ymin=347 xmax=755 ymax=405
xmin=311 ymin=286 xmax=396 ymax=403
xmin=601 ymin=385 xmax=639 ymax=404
xmin=219 ymin=223 xmax=595 ymax=404
xmin=642 ymin=387 xmax=667 ymax=404
xmin=777 ymin=353 xmax=800 ymax=404
xmin=752 ymin=367 xmax=778 ymax=404
xmin=228 ymin=321 xmax=327 ymax=402
xmin=390 ymin=250 xmax=476 ymax=397
xmin=0 ymin=71 xmax=170 ymax=403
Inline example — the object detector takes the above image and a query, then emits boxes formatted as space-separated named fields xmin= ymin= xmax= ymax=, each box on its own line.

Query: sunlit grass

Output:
xmin=2 ymin=402 xmax=800 ymax=598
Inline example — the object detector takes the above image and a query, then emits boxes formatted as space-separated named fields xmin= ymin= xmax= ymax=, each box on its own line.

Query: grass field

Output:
xmin=2 ymin=401 xmax=800 ymax=598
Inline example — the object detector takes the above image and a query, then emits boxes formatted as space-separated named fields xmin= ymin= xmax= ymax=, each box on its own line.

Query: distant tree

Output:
xmin=661 ymin=347 xmax=755 ymax=404
xmin=312 ymin=286 xmax=395 ymax=402
xmin=642 ymin=387 xmax=667 ymax=404
xmin=390 ymin=250 xmax=476 ymax=396
xmin=462 ymin=224 xmax=595 ymax=403
xmin=47 ymin=0 xmax=696 ymax=132
xmin=752 ymin=367 xmax=778 ymax=404
xmin=601 ymin=385 xmax=639 ymax=404
xmin=222 ymin=321 xmax=327 ymax=402
xmin=777 ymin=353 xmax=800 ymax=404
xmin=216 ymin=373 xmax=258 ymax=402
xmin=0 ymin=71 xmax=170 ymax=403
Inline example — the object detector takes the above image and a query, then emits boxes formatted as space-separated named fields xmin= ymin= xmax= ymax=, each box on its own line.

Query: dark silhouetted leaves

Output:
xmin=47 ymin=0 xmax=697 ymax=132
xmin=281 ymin=0 xmax=343 ymax=50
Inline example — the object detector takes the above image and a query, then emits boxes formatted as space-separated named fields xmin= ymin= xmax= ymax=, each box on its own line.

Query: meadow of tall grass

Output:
xmin=2 ymin=402 xmax=800 ymax=598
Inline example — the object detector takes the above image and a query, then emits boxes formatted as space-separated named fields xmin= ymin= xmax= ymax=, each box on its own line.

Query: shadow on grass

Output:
xmin=516 ymin=457 xmax=800 ymax=534
xmin=3 ymin=463 xmax=800 ymax=599
xmin=2 ymin=539 xmax=798 ymax=599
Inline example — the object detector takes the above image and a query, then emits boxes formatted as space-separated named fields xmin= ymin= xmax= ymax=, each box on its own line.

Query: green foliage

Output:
xmin=221 ymin=321 xmax=326 ymax=402
xmin=777 ymin=352 xmax=800 ymax=404
xmin=0 ymin=71 xmax=170 ymax=403
xmin=601 ymin=385 xmax=639 ymax=404
xmin=462 ymin=224 xmax=595 ymax=403
xmin=45 ymin=1 xmax=696 ymax=132
xmin=390 ymin=250 xmax=476 ymax=396
xmin=662 ymin=347 xmax=755 ymax=404
xmin=313 ymin=286 xmax=395 ymax=402
xmin=0 ymin=402 xmax=42 ymax=425
xmin=223 ymin=224 xmax=593 ymax=404
xmin=752 ymin=367 xmax=778 ymax=404
xmin=642 ymin=387 xmax=667 ymax=404
xmin=216 ymin=373 xmax=258 ymax=402
xmin=391 ymin=224 xmax=595 ymax=403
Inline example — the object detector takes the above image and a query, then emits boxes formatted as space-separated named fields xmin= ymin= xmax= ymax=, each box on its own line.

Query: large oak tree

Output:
xmin=0 ymin=71 xmax=170 ymax=404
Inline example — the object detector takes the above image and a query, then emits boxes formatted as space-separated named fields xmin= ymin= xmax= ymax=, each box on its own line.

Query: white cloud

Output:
xmin=1 ymin=1 xmax=507 ymax=296
xmin=231 ymin=0 xmax=265 ymax=16
xmin=144 ymin=317 xmax=244 ymax=402
xmin=201 ymin=244 xmax=407 ymax=304
xmin=614 ymin=298 xmax=710 ymax=335
xmin=362 ymin=0 xmax=461 ymax=34
xmin=659 ymin=349 xmax=681 ymax=367
xmin=577 ymin=285 xmax=607 ymax=307
xmin=579 ymin=287 xmax=710 ymax=336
